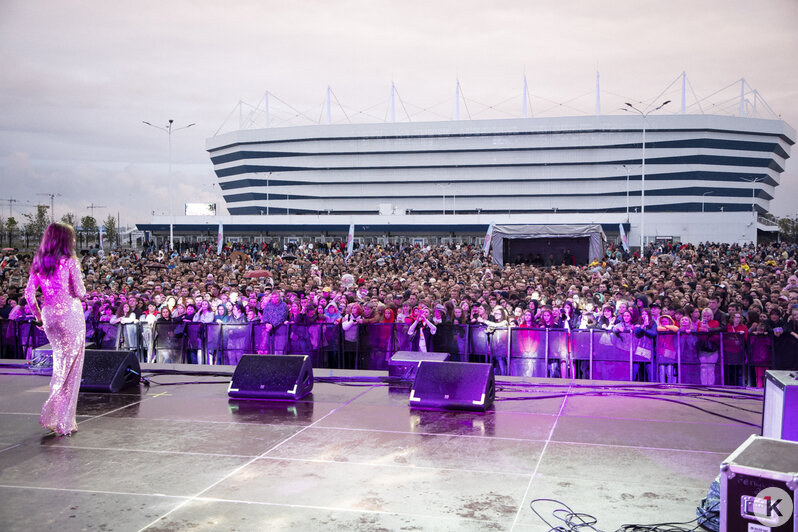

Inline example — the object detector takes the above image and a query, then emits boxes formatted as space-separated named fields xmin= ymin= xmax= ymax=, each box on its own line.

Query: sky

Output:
xmin=1 ymin=0 xmax=798 ymax=229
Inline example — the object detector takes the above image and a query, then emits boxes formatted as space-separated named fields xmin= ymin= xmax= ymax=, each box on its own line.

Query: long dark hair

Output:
xmin=32 ymin=223 xmax=77 ymax=278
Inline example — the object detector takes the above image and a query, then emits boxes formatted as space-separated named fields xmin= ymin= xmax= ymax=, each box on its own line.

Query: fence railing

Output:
xmin=1 ymin=319 xmax=769 ymax=386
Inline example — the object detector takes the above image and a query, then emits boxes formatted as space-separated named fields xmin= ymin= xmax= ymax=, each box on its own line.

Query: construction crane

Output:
xmin=0 ymin=198 xmax=38 ymax=218
xmin=37 ymin=192 xmax=62 ymax=223
xmin=86 ymin=203 xmax=107 ymax=220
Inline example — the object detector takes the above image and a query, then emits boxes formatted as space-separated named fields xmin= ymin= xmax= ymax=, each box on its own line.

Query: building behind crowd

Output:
xmin=138 ymin=112 xmax=795 ymax=249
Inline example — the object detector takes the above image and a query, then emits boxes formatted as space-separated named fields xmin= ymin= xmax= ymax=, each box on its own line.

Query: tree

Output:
xmin=81 ymin=216 xmax=97 ymax=246
xmin=22 ymin=205 xmax=50 ymax=242
xmin=6 ymin=217 xmax=18 ymax=247
xmin=102 ymin=214 xmax=118 ymax=249
xmin=778 ymin=215 xmax=798 ymax=243
xmin=61 ymin=212 xmax=77 ymax=228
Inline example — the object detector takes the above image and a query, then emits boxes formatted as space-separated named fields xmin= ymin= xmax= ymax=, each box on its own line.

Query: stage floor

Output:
xmin=0 ymin=360 xmax=762 ymax=531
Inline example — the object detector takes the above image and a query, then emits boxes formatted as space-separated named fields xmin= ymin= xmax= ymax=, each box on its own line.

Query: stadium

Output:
xmin=139 ymin=109 xmax=795 ymax=250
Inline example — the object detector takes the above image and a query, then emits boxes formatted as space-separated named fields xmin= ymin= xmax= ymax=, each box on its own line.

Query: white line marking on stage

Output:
xmin=40 ymin=444 xmax=254 ymax=459
xmin=0 ymin=483 xmax=190 ymax=500
xmin=256 ymin=455 xmax=532 ymax=477
xmin=136 ymin=384 xmax=383 ymax=532
xmin=0 ymin=443 xmax=21 ymax=455
xmin=185 ymin=494 xmax=510 ymax=524
xmin=302 ymin=423 xmax=739 ymax=455
xmin=510 ymin=381 xmax=571 ymax=531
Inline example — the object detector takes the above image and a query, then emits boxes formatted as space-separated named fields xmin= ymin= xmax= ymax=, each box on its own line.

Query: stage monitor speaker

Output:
xmin=80 ymin=350 xmax=141 ymax=393
xmin=389 ymin=350 xmax=450 ymax=381
xmin=409 ymin=361 xmax=494 ymax=411
xmin=762 ymin=370 xmax=798 ymax=442
xmin=228 ymin=354 xmax=314 ymax=400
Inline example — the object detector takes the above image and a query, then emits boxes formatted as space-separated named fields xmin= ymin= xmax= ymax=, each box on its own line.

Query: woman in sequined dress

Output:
xmin=24 ymin=223 xmax=86 ymax=436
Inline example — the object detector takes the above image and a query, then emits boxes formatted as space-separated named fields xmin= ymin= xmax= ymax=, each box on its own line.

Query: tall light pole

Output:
xmin=701 ymin=191 xmax=713 ymax=213
xmin=143 ymin=119 xmax=195 ymax=249
xmin=623 ymin=100 xmax=670 ymax=251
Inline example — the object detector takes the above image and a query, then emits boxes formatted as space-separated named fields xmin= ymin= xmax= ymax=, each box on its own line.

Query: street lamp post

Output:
xmin=623 ymin=100 xmax=670 ymax=251
xmin=701 ymin=191 xmax=713 ymax=212
xmin=621 ymin=164 xmax=632 ymax=222
xmin=740 ymin=176 xmax=765 ymax=214
xmin=143 ymin=119 xmax=195 ymax=250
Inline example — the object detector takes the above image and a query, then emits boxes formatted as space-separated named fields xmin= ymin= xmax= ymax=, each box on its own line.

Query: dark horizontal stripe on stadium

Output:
xmin=206 ymin=126 xmax=795 ymax=154
xmin=221 ymin=186 xmax=772 ymax=204
xmin=218 ymin=202 xmax=760 ymax=216
xmin=209 ymin=138 xmax=788 ymax=165
xmin=216 ymin=170 xmax=776 ymax=191
xmin=213 ymin=154 xmax=781 ymax=178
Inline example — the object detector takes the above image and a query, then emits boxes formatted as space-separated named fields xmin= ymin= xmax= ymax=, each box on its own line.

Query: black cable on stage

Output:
xmin=529 ymin=498 xmax=718 ymax=532
xmin=494 ymin=389 xmax=761 ymax=427
xmin=143 ymin=379 xmax=231 ymax=386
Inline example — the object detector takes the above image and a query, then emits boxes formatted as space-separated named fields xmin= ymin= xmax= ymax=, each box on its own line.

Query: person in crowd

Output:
xmin=261 ymin=291 xmax=287 ymax=338
xmin=749 ymin=321 xmax=772 ymax=388
xmin=597 ymin=304 xmax=616 ymax=329
xmin=560 ymin=299 xmax=581 ymax=330
xmin=632 ymin=309 xmax=657 ymax=382
xmin=408 ymin=305 xmax=438 ymax=353
xmin=193 ymin=299 xmax=215 ymax=323
xmin=725 ymin=310 xmax=748 ymax=385
xmin=656 ymin=315 xmax=679 ymax=383
xmin=228 ymin=303 xmax=248 ymax=324
xmin=695 ymin=308 xmax=720 ymax=386
xmin=477 ymin=306 xmax=509 ymax=375
xmin=341 ymin=303 xmax=364 ymax=366
xmin=214 ymin=304 xmax=229 ymax=324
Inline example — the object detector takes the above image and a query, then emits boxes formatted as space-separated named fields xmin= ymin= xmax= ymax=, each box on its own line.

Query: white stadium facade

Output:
xmin=140 ymin=112 xmax=795 ymax=250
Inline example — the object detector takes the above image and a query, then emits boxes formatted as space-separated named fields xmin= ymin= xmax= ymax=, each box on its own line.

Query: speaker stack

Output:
xmin=409 ymin=361 xmax=495 ymax=411
xmin=80 ymin=350 xmax=141 ymax=393
xmin=228 ymin=354 xmax=314 ymax=400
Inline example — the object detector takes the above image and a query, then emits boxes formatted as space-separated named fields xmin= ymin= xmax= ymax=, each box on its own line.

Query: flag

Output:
xmin=346 ymin=223 xmax=355 ymax=261
xmin=482 ymin=221 xmax=495 ymax=257
xmin=98 ymin=227 xmax=105 ymax=259
xmin=217 ymin=222 xmax=224 ymax=255
xmin=619 ymin=224 xmax=629 ymax=253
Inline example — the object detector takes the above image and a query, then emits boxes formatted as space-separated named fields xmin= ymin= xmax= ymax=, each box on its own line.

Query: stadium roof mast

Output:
xmin=522 ymin=74 xmax=528 ymax=118
xmin=390 ymin=82 xmax=396 ymax=123
xmin=264 ymin=91 xmax=269 ymax=128
xmin=595 ymin=71 xmax=600 ymax=116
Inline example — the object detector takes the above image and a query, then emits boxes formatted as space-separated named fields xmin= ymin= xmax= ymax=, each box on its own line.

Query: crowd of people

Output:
xmin=2 ymin=237 xmax=798 ymax=384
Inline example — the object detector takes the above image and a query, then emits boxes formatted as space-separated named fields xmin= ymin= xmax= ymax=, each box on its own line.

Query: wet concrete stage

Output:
xmin=0 ymin=361 xmax=761 ymax=531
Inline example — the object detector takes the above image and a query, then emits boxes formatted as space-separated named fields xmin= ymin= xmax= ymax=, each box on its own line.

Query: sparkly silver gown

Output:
xmin=25 ymin=256 xmax=86 ymax=435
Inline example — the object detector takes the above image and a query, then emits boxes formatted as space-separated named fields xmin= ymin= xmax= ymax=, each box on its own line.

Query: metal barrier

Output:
xmin=0 ymin=318 xmax=776 ymax=385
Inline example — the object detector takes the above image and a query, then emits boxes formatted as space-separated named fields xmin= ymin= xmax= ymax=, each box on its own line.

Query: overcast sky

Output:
xmin=1 ymin=0 xmax=797 ymax=228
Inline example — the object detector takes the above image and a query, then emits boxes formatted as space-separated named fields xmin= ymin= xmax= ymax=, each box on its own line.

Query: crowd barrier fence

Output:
xmin=0 ymin=319 xmax=771 ymax=386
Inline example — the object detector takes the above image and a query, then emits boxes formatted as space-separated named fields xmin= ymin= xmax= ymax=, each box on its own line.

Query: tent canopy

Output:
xmin=490 ymin=224 xmax=606 ymax=266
